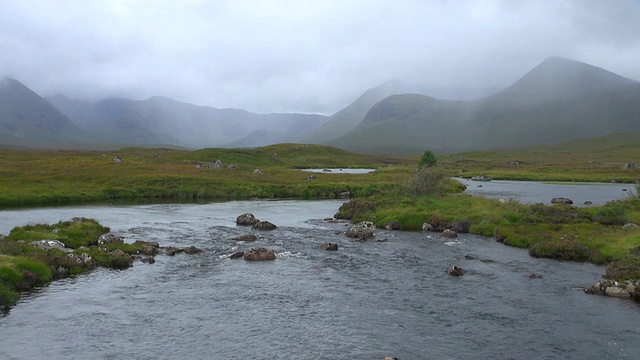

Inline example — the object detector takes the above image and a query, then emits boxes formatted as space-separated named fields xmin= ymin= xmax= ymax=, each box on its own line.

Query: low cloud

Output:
xmin=1 ymin=0 xmax=639 ymax=114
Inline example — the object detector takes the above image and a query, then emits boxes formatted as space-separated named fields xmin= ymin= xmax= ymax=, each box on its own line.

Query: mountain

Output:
xmin=325 ymin=57 xmax=640 ymax=155
xmin=302 ymin=80 xmax=409 ymax=144
xmin=0 ymin=78 xmax=89 ymax=149
xmin=48 ymin=95 xmax=328 ymax=149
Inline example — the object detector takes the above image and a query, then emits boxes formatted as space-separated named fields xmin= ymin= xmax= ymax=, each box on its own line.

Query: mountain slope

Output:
xmin=49 ymin=95 xmax=328 ymax=149
xmin=326 ymin=57 xmax=640 ymax=155
xmin=302 ymin=80 xmax=409 ymax=144
xmin=0 ymin=78 xmax=89 ymax=148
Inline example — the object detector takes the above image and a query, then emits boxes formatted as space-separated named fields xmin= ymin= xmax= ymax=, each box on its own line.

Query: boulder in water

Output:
xmin=244 ymin=247 xmax=276 ymax=261
xmin=346 ymin=221 xmax=375 ymax=239
xmin=253 ymin=221 xmax=277 ymax=230
xmin=236 ymin=213 xmax=260 ymax=226
xmin=232 ymin=234 xmax=258 ymax=242
xmin=448 ymin=266 xmax=467 ymax=276
xmin=320 ymin=242 xmax=338 ymax=251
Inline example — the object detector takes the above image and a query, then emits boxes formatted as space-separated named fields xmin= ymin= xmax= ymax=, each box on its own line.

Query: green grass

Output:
xmin=0 ymin=218 xmax=144 ymax=309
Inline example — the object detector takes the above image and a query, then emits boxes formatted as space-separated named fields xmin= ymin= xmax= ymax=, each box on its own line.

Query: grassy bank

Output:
xmin=336 ymin=167 xmax=640 ymax=281
xmin=436 ymin=132 xmax=640 ymax=182
xmin=0 ymin=218 xmax=151 ymax=310
xmin=0 ymin=144 xmax=408 ymax=208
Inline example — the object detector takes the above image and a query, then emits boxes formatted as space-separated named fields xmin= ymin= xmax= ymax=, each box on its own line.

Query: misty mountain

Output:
xmin=48 ymin=95 xmax=328 ymax=149
xmin=302 ymin=80 xmax=410 ymax=144
xmin=0 ymin=78 xmax=89 ymax=149
xmin=325 ymin=57 xmax=640 ymax=155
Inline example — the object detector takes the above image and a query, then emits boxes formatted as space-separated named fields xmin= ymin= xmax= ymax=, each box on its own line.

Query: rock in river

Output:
xmin=236 ymin=213 xmax=260 ymax=226
xmin=244 ymin=248 xmax=276 ymax=261
xmin=346 ymin=221 xmax=375 ymax=239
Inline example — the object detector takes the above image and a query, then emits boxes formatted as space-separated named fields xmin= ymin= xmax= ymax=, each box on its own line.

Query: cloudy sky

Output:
xmin=1 ymin=0 xmax=639 ymax=114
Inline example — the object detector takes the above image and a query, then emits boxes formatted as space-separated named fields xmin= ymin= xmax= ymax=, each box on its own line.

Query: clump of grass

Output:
xmin=605 ymin=247 xmax=640 ymax=280
xmin=334 ymin=199 xmax=376 ymax=221
xmin=529 ymin=239 xmax=593 ymax=262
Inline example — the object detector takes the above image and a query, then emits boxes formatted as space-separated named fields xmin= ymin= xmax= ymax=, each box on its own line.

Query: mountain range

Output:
xmin=1 ymin=57 xmax=638 ymax=154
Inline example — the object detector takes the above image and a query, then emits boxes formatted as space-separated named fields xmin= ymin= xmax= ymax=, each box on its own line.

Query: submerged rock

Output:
xmin=448 ymin=266 xmax=467 ymax=276
xmin=182 ymin=246 xmax=202 ymax=254
xmin=253 ymin=221 xmax=277 ymax=230
xmin=229 ymin=251 xmax=245 ymax=259
xmin=232 ymin=234 xmax=258 ymax=242
xmin=320 ymin=243 xmax=338 ymax=251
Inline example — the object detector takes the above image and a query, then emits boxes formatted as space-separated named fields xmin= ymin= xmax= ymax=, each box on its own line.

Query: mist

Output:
xmin=1 ymin=0 xmax=639 ymax=115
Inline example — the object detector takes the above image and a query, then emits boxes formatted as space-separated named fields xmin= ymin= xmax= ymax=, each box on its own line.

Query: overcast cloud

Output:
xmin=1 ymin=0 xmax=639 ymax=114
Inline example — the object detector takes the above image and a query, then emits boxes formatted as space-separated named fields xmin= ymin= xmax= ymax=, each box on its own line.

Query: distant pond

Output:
xmin=457 ymin=178 xmax=635 ymax=206
xmin=301 ymin=168 xmax=376 ymax=174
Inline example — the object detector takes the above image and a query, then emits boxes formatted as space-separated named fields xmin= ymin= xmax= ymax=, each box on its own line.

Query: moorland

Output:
xmin=1 ymin=133 xmax=639 ymax=308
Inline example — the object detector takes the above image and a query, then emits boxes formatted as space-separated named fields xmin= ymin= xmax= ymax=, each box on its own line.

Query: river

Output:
xmin=458 ymin=178 xmax=634 ymax=206
xmin=1 ymin=200 xmax=639 ymax=359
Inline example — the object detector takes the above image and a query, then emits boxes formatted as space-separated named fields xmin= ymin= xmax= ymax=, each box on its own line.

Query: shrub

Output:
xmin=418 ymin=149 xmax=437 ymax=169
xmin=593 ymin=201 xmax=628 ymax=226
xmin=0 ymin=284 xmax=19 ymax=309
xmin=529 ymin=239 xmax=592 ymax=261
xmin=405 ymin=167 xmax=448 ymax=197
xmin=12 ymin=257 xmax=53 ymax=285
xmin=0 ymin=265 xmax=23 ymax=287
xmin=334 ymin=199 xmax=375 ymax=221
xmin=605 ymin=253 xmax=640 ymax=280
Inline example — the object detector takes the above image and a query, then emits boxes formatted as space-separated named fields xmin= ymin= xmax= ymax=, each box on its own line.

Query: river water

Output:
xmin=458 ymin=178 xmax=634 ymax=206
xmin=1 ymin=200 xmax=640 ymax=359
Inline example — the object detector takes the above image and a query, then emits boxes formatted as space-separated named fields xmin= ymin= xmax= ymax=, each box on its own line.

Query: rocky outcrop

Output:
xmin=551 ymin=197 xmax=573 ymax=205
xmin=320 ymin=243 xmax=338 ymax=251
xmin=236 ymin=213 xmax=260 ymax=226
xmin=230 ymin=251 xmax=245 ymax=259
xmin=67 ymin=252 xmax=95 ymax=267
xmin=98 ymin=234 xmax=124 ymax=245
xmin=253 ymin=221 xmax=277 ymax=230
xmin=585 ymin=279 xmax=640 ymax=300
xmin=253 ymin=169 xmax=264 ymax=175
xmin=133 ymin=240 xmax=160 ymax=255
xmin=232 ymin=234 xmax=258 ymax=242
xmin=30 ymin=239 xmax=69 ymax=251
xmin=244 ymin=247 xmax=276 ymax=261
xmin=441 ymin=229 xmax=458 ymax=238
xmin=346 ymin=221 xmax=375 ymax=239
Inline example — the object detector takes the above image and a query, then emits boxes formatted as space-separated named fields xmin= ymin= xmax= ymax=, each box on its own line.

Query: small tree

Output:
xmin=418 ymin=149 xmax=437 ymax=169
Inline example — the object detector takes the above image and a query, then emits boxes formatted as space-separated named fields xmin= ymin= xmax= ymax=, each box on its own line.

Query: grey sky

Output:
xmin=1 ymin=0 xmax=639 ymax=114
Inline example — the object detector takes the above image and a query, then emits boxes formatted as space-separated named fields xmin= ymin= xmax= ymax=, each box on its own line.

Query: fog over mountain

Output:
xmin=1 ymin=1 xmax=639 ymax=115
xmin=326 ymin=57 xmax=640 ymax=155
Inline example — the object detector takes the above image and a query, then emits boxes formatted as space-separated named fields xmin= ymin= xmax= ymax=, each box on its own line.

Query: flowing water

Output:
xmin=1 ymin=200 xmax=640 ymax=359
